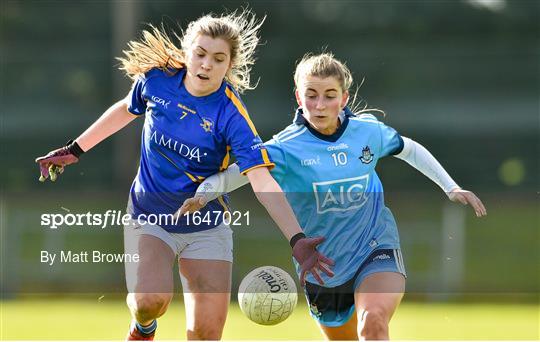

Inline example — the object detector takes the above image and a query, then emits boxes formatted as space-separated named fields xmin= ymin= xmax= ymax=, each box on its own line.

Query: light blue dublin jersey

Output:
xmin=266 ymin=108 xmax=404 ymax=287
xmin=126 ymin=68 xmax=273 ymax=233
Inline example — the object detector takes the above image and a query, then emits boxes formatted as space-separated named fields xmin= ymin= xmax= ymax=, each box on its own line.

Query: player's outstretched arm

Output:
xmin=176 ymin=165 xmax=336 ymax=284
xmin=75 ymin=100 xmax=138 ymax=152
xmin=184 ymin=165 xmax=305 ymax=240
xmin=175 ymin=163 xmax=248 ymax=217
xmin=246 ymin=167 xmax=334 ymax=285
xmin=35 ymin=100 xmax=138 ymax=182
xmin=394 ymin=137 xmax=487 ymax=217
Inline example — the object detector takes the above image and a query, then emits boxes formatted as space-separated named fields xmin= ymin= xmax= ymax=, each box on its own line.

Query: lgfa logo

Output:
xmin=151 ymin=95 xmax=171 ymax=109
xmin=301 ymin=155 xmax=321 ymax=167
xmin=312 ymin=175 xmax=369 ymax=213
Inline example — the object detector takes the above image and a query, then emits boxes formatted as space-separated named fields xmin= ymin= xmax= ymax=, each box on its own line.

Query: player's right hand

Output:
xmin=292 ymin=236 xmax=335 ymax=286
xmin=174 ymin=195 xmax=208 ymax=218
xmin=35 ymin=140 xmax=82 ymax=182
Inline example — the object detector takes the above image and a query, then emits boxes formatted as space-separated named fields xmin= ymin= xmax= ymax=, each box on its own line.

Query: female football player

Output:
xmin=179 ymin=52 xmax=487 ymax=340
xmin=35 ymin=11 xmax=333 ymax=341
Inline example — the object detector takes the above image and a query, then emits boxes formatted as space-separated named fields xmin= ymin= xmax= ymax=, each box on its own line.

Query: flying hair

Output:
xmin=117 ymin=8 xmax=265 ymax=93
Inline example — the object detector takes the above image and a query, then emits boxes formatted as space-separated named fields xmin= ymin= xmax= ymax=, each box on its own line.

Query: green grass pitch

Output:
xmin=1 ymin=297 xmax=538 ymax=340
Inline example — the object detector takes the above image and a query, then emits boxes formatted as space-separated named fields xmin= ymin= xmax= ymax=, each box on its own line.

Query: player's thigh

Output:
xmin=177 ymin=223 xmax=233 ymax=294
xmin=124 ymin=223 xmax=176 ymax=293
xmin=354 ymin=272 xmax=405 ymax=322
xmin=177 ymin=224 xmax=233 ymax=332
xmin=318 ymin=314 xmax=358 ymax=340
xmin=180 ymin=259 xmax=232 ymax=329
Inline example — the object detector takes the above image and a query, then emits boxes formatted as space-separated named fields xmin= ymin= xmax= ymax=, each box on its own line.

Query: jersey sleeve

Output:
xmin=223 ymin=89 xmax=275 ymax=174
xmin=125 ymin=76 xmax=147 ymax=115
xmin=264 ymin=138 xmax=287 ymax=184
xmin=379 ymin=122 xmax=404 ymax=157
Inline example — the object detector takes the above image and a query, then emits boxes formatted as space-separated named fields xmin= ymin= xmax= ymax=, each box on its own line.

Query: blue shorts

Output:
xmin=304 ymin=248 xmax=406 ymax=327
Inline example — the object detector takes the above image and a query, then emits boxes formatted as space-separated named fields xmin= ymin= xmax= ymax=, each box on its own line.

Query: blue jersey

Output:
xmin=126 ymin=68 xmax=273 ymax=233
xmin=266 ymin=108 xmax=403 ymax=286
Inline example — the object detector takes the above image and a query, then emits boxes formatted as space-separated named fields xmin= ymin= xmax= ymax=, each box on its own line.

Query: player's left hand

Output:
xmin=292 ymin=236 xmax=335 ymax=286
xmin=174 ymin=195 xmax=208 ymax=218
xmin=448 ymin=188 xmax=487 ymax=217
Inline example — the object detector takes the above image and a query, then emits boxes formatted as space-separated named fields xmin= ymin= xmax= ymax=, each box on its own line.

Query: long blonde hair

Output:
xmin=294 ymin=52 xmax=385 ymax=116
xmin=117 ymin=9 xmax=265 ymax=93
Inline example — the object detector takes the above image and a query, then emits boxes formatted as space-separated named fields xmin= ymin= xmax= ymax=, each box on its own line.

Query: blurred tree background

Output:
xmin=1 ymin=0 xmax=538 ymax=299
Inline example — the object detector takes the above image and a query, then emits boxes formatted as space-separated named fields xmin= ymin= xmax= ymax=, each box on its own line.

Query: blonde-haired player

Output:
xmin=180 ymin=52 xmax=486 ymax=340
xmin=36 ymin=12 xmax=333 ymax=340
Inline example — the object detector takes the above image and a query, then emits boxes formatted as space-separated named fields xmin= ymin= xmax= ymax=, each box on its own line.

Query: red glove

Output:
xmin=291 ymin=233 xmax=335 ymax=286
xmin=35 ymin=140 xmax=84 ymax=182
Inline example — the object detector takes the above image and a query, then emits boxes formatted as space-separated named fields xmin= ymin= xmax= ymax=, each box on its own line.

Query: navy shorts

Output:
xmin=304 ymin=248 xmax=406 ymax=327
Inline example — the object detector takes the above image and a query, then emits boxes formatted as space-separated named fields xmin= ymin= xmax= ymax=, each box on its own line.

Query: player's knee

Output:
xmin=129 ymin=293 xmax=172 ymax=321
xmin=358 ymin=307 xmax=389 ymax=339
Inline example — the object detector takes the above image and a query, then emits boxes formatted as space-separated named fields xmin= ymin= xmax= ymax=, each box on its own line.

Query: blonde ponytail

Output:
xmin=117 ymin=25 xmax=185 ymax=79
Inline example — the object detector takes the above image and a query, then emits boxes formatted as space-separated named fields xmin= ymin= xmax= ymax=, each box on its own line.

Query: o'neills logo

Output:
xmin=327 ymin=143 xmax=349 ymax=151
xmin=255 ymin=270 xmax=289 ymax=293
xmin=150 ymin=131 xmax=206 ymax=163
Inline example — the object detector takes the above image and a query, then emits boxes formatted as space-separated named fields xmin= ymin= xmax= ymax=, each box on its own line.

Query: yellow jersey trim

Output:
xmin=126 ymin=107 xmax=143 ymax=117
xmin=241 ymin=162 xmax=276 ymax=175
xmin=184 ymin=171 xmax=198 ymax=183
xmin=157 ymin=150 xmax=182 ymax=171
xmin=225 ymin=87 xmax=258 ymax=136
xmin=220 ymin=145 xmax=232 ymax=171
xmin=217 ymin=195 xmax=229 ymax=212
xmin=261 ymin=149 xmax=272 ymax=165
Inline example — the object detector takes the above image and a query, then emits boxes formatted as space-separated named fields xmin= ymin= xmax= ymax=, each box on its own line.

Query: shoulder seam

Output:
xmin=224 ymin=86 xmax=258 ymax=136
xmin=280 ymin=126 xmax=308 ymax=143
xmin=275 ymin=124 xmax=304 ymax=141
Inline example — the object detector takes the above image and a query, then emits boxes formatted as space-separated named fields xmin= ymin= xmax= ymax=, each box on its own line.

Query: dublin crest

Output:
xmin=360 ymin=146 xmax=374 ymax=164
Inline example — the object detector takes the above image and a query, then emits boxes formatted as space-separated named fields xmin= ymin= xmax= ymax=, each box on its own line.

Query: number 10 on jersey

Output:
xmin=332 ymin=152 xmax=348 ymax=166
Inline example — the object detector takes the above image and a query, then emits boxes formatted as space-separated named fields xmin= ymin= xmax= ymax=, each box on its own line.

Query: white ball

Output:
xmin=238 ymin=266 xmax=298 ymax=325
